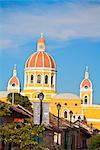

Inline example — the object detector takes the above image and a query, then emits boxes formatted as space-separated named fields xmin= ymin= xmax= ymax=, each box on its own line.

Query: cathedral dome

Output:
xmin=25 ymin=34 xmax=56 ymax=69
xmin=24 ymin=34 xmax=56 ymax=93
xmin=25 ymin=51 xmax=56 ymax=69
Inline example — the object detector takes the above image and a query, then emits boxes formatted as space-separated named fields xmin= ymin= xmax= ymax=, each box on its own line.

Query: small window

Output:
xmin=64 ymin=111 xmax=67 ymax=118
xmin=81 ymin=100 xmax=83 ymax=104
xmin=84 ymin=85 xmax=88 ymax=89
xmin=12 ymin=83 xmax=16 ymax=87
xmin=39 ymin=45 xmax=43 ymax=49
xmin=51 ymin=76 xmax=53 ymax=85
xmin=26 ymin=75 xmax=28 ymax=84
xmin=31 ymin=75 xmax=34 ymax=83
xmin=84 ymin=96 xmax=88 ymax=104
xmin=37 ymin=75 xmax=41 ymax=83
xmin=45 ymin=75 xmax=48 ymax=84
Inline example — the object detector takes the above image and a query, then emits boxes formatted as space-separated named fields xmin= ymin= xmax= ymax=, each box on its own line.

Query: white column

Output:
xmin=34 ymin=71 xmax=36 ymax=87
xmin=54 ymin=72 xmax=56 ymax=91
xmin=24 ymin=72 xmax=26 ymax=88
xmin=42 ymin=71 xmax=44 ymax=87
xmin=28 ymin=72 xmax=30 ymax=86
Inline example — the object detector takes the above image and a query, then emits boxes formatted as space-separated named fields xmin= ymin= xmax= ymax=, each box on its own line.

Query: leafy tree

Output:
xmin=0 ymin=103 xmax=45 ymax=150
xmin=7 ymin=93 xmax=32 ymax=112
xmin=0 ymin=103 xmax=11 ymax=117
xmin=0 ymin=122 xmax=45 ymax=150
xmin=89 ymin=134 xmax=100 ymax=150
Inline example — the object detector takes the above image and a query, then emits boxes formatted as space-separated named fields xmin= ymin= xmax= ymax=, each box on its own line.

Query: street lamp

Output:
xmin=78 ymin=116 xmax=81 ymax=128
xmin=78 ymin=116 xmax=81 ymax=149
xmin=68 ymin=111 xmax=73 ymax=150
xmin=56 ymin=103 xmax=61 ymax=146
xmin=38 ymin=92 xmax=44 ymax=125
xmin=90 ymin=123 xmax=93 ymax=133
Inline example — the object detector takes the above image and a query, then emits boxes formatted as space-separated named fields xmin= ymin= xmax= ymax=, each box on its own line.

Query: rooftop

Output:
xmin=53 ymin=93 xmax=81 ymax=100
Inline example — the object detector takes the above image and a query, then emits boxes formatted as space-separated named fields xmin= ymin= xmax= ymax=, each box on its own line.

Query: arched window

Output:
xmin=51 ymin=76 xmax=53 ymax=85
xmin=45 ymin=75 xmax=48 ymax=84
xmin=31 ymin=75 xmax=34 ymax=83
xmin=81 ymin=100 xmax=83 ymax=104
xmin=64 ymin=111 xmax=67 ymax=118
xmin=37 ymin=75 xmax=41 ymax=83
xmin=84 ymin=85 xmax=88 ymax=89
xmin=12 ymin=83 xmax=16 ymax=87
xmin=84 ymin=96 xmax=88 ymax=104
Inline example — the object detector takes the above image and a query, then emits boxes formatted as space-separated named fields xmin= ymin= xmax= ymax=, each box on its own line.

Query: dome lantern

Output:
xmin=37 ymin=33 xmax=45 ymax=51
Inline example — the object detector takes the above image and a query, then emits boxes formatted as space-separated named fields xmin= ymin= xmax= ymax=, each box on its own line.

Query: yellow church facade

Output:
xmin=0 ymin=34 xmax=100 ymax=130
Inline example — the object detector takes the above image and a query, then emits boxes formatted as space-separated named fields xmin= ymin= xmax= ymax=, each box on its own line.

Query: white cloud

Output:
xmin=0 ymin=39 xmax=14 ymax=48
xmin=0 ymin=2 xmax=100 ymax=49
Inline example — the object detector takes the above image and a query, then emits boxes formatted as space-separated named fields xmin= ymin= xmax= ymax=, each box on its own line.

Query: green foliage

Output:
xmin=0 ymin=122 xmax=45 ymax=150
xmin=89 ymin=134 xmax=100 ymax=150
xmin=0 ymin=103 xmax=11 ymax=117
xmin=7 ymin=93 xmax=32 ymax=112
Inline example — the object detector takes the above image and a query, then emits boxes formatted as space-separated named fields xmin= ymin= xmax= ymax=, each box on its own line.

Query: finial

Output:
xmin=86 ymin=66 xmax=88 ymax=72
xmin=14 ymin=64 xmax=16 ymax=70
xmin=13 ymin=64 xmax=17 ymax=76
xmin=85 ymin=66 xmax=89 ymax=79
xmin=40 ymin=33 xmax=43 ymax=38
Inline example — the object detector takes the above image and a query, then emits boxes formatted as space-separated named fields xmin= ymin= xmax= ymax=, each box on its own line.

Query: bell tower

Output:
xmin=80 ymin=66 xmax=93 ymax=105
xmin=7 ymin=65 xmax=20 ymax=93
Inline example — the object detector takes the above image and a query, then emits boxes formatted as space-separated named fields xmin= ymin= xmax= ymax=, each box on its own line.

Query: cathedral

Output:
xmin=0 ymin=34 xmax=100 ymax=129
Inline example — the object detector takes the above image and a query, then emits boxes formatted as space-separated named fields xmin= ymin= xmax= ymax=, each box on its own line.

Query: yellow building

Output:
xmin=0 ymin=34 xmax=100 ymax=130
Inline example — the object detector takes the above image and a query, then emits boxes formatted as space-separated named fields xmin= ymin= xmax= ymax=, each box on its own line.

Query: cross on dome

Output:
xmin=40 ymin=32 xmax=43 ymax=38
xmin=86 ymin=66 xmax=88 ymax=72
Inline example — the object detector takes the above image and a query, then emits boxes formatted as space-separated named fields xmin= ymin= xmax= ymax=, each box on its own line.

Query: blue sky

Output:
xmin=0 ymin=0 xmax=100 ymax=104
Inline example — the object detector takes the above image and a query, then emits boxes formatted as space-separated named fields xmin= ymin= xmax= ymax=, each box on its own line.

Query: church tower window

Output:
xmin=64 ymin=111 xmax=67 ymax=118
xmin=84 ymin=85 xmax=88 ymax=89
xmin=31 ymin=75 xmax=34 ymax=83
xmin=12 ymin=83 xmax=16 ymax=87
xmin=81 ymin=100 xmax=83 ymax=104
xmin=51 ymin=76 xmax=53 ymax=85
xmin=84 ymin=96 xmax=88 ymax=104
xmin=45 ymin=75 xmax=48 ymax=84
xmin=26 ymin=75 xmax=28 ymax=84
xmin=37 ymin=75 xmax=41 ymax=83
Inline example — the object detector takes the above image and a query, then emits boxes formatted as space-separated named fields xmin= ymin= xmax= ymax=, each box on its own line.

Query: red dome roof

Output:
xmin=26 ymin=51 xmax=56 ymax=69
xmin=9 ymin=76 xmax=19 ymax=86
xmin=38 ymin=37 xmax=45 ymax=43
xmin=81 ymin=79 xmax=91 ymax=87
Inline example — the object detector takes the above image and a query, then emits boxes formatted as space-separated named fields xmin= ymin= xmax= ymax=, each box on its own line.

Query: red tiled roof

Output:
xmin=25 ymin=51 xmax=56 ymax=69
